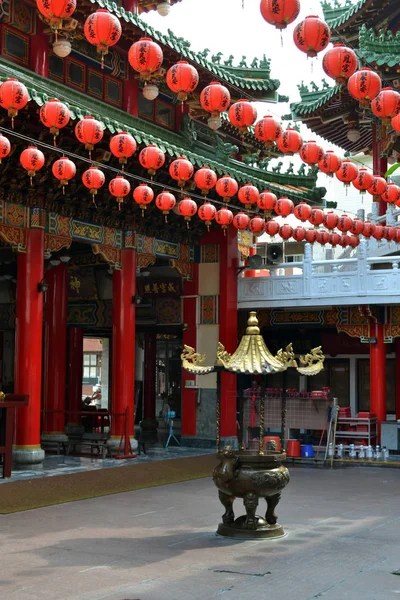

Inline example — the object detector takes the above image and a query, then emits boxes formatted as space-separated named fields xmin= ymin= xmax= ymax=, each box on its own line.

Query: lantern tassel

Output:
xmin=165 ymin=215 xmax=168 ymax=223
xmin=142 ymin=209 xmax=145 ymax=218
xmin=30 ymin=176 xmax=33 ymax=187
xmin=186 ymin=221 xmax=190 ymax=229
xmin=280 ymin=32 xmax=283 ymax=48
xmin=11 ymin=116 xmax=14 ymax=130
xmin=54 ymin=135 xmax=57 ymax=148
xmin=62 ymin=185 xmax=65 ymax=195
xmin=92 ymin=195 xmax=97 ymax=208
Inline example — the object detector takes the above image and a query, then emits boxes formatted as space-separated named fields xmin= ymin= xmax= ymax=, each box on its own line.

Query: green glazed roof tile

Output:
xmin=322 ymin=0 xmax=370 ymax=29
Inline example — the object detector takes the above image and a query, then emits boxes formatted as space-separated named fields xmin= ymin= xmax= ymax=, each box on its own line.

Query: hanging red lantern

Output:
xmin=294 ymin=202 xmax=312 ymax=222
xmin=84 ymin=9 xmax=122 ymax=68
xmin=166 ymin=61 xmax=199 ymax=102
xmin=352 ymin=168 xmax=374 ymax=194
xmin=348 ymin=68 xmax=382 ymax=109
xmin=178 ymin=197 xmax=197 ymax=227
xmin=169 ymin=156 xmax=194 ymax=188
xmin=329 ymin=232 xmax=341 ymax=247
xmin=337 ymin=214 xmax=353 ymax=232
xmin=238 ymin=183 xmax=259 ymax=210
xmin=367 ymin=176 xmax=387 ymax=196
xmin=0 ymin=78 xmax=29 ymax=126
xmin=133 ymin=183 xmax=154 ymax=217
xmin=362 ymin=221 xmax=376 ymax=238
xmin=20 ymin=146 xmax=45 ymax=185
xmin=139 ymin=144 xmax=165 ymax=176
xmin=348 ymin=235 xmax=360 ymax=248
xmin=381 ymin=182 xmax=400 ymax=204
xmin=258 ymin=190 xmax=277 ymax=217
xmin=194 ymin=166 xmax=217 ymax=196
xmin=216 ymin=175 xmax=238 ymax=203
xmin=36 ymin=0 xmax=76 ymax=37
xmin=392 ymin=112 xmax=400 ymax=133
xmin=323 ymin=211 xmax=339 ymax=230
xmin=395 ymin=229 xmax=400 ymax=244
xmin=335 ymin=159 xmax=358 ymax=187
xmin=317 ymin=230 xmax=330 ymax=245
xmin=265 ymin=220 xmax=280 ymax=237
xmin=339 ymin=234 xmax=349 ymax=248
xmin=128 ymin=38 xmax=163 ymax=81
xmin=322 ymin=44 xmax=358 ymax=86
xmin=215 ymin=207 xmax=234 ymax=232
xmin=318 ymin=150 xmax=341 ymax=177
xmin=279 ymin=224 xmax=293 ymax=240
xmin=52 ymin=157 xmax=76 ymax=194
xmin=109 ymin=175 xmax=131 ymax=210
xmin=373 ymin=225 xmax=385 ymax=241
xmin=249 ymin=216 xmax=265 ymax=236
xmin=75 ymin=116 xmax=103 ymax=158
xmin=277 ymin=128 xmax=303 ymax=155
xmin=305 ymin=228 xmax=318 ymax=244
xmin=228 ymin=99 xmax=257 ymax=133
xmin=293 ymin=15 xmax=331 ymax=58
xmin=198 ymin=202 xmax=216 ymax=230
xmin=232 ymin=212 xmax=250 ymax=230
xmin=200 ymin=82 xmax=231 ymax=119
xmin=299 ymin=140 xmax=324 ymax=165
xmin=260 ymin=0 xmax=300 ymax=30
xmin=292 ymin=226 xmax=306 ymax=242
xmin=109 ymin=132 xmax=137 ymax=169
xmin=156 ymin=191 xmax=176 ymax=222
xmin=82 ymin=166 xmax=105 ymax=204
xmin=350 ymin=218 xmax=364 ymax=236
xmin=371 ymin=87 xmax=400 ymax=125
xmin=309 ymin=208 xmax=324 ymax=227
xmin=0 ymin=134 xmax=11 ymax=164
xmin=254 ymin=115 xmax=282 ymax=146
xmin=39 ymin=98 xmax=70 ymax=145
xmin=384 ymin=226 xmax=396 ymax=242
xmin=275 ymin=196 xmax=294 ymax=217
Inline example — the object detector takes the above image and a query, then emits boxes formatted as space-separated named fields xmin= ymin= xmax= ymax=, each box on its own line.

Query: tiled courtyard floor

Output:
xmin=1 ymin=465 xmax=400 ymax=599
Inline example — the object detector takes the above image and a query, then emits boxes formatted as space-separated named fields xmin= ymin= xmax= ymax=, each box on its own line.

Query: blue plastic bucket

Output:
xmin=301 ymin=444 xmax=315 ymax=458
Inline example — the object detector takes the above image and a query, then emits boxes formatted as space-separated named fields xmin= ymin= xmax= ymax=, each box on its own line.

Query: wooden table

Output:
xmin=0 ymin=394 xmax=29 ymax=478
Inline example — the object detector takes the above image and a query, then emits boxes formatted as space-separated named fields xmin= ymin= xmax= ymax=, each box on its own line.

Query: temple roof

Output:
xmin=358 ymin=25 xmax=400 ymax=71
xmin=139 ymin=0 xmax=182 ymax=14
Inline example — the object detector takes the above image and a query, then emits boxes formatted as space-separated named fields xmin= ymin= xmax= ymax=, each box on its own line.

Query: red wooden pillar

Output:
xmin=370 ymin=322 xmax=387 ymax=439
xmin=66 ymin=327 xmax=84 ymax=433
xmin=219 ymin=227 xmax=238 ymax=440
xmin=395 ymin=338 xmax=400 ymax=421
xmin=123 ymin=71 xmax=139 ymax=116
xmin=42 ymin=264 xmax=68 ymax=442
xmin=124 ymin=0 xmax=139 ymax=13
xmin=30 ymin=19 xmax=49 ymax=77
xmin=14 ymin=229 xmax=45 ymax=465
xmin=143 ymin=331 xmax=157 ymax=419
xmin=181 ymin=264 xmax=199 ymax=437
xmin=109 ymin=250 xmax=136 ymax=449
xmin=372 ymin=123 xmax=388 ymax=217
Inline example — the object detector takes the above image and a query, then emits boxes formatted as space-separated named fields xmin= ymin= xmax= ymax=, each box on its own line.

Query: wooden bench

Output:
xmin=66 ymin=434 xmax=110 ymax=458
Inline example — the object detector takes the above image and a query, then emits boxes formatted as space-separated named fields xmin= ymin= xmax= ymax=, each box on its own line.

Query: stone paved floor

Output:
xmin=1 ymin=466 xmax=400 ymax=599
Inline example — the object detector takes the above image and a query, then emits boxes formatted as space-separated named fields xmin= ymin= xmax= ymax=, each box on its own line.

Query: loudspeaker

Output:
xmin=247 ymin=254 xmax=263 ymax=269
xmin=266 ymin=244 xmax=283 ymax=265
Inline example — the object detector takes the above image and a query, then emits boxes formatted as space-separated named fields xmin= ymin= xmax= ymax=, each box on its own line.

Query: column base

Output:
xmin=65 ymin=423 xmax=85 ymax=437
xmin=107 ymin=436 xmax=138 ymax=455
xmin=13 ymin=445 xmax=45 ymax=466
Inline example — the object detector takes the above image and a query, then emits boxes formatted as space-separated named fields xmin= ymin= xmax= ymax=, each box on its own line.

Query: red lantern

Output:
xmin=216 ymin=175 xmax=238 ymax=203
xmin=215 ymin=207 xmax=234 ymax=231
xmin=348 ymin=68 xmax=382 ymax=108
xmin=381 ymin=182 xmax=400 ymax=204
xmin=384 ymin=226 xmax=396 ymax=242
xmin=337 ymin=214 xmax=353 ymax=232
xmin=238 ymin=184 xmax=259 ymax=210
xmin=52 ymin=157 xmax=76 ymax=193
xmin=395 ymin=229 xmax=400 ymax=244
xmin=169 ymin=156 xmax=194 ymax=188
xmin=317 ymin=230 xmax=330 ymax=245
xmin=322 ymin=44 xmax=358 ymax=86
xmin=348 ymin=235 xmax=360 ymax=248
xmin=198 ymin=202 xmax=217 ymax=230
xmin=249 ymin=217 xmax=265 ymax=236
xmin=305 ymin=229 xmax=318 ymax=243
xmin=109 ymin=132 xmax=137 ymax=169
xmin=228 ymin=99 xmax=257 ymax=133
xmin=109 ymin=175 xmax=131 ymax=210
xmin=128 ymin=38 xmax=163 ymax=80
xmin=339 ymin=235 xmax=349 ymax=248
xmin=277 ymin=128 xmax=303 ymax=155
xmin=75 ymin=116 xmax=103 ymax=157
xmin=323 ymin=211 xmax=339 ymax=230
xmin=292 ymin=226 xmax=306 ymax=242
xmin=133 ymin=183 xmax=154 ymax=216
xmin=350 ymin=218 xmax=364 ymax=236
xmin=265 ymin=220 xmax=280 ymax=237
xmin=0 ymin=78 xmax=29 ymax=126
xmin=318 ymin=150 xmax=341 ymax=176
xmin=373 ymin=225 xmax=385 ymax=241
xmin=20 ymin=146 xmax=45 ymax=185
xmin=178 ymin=197 xmax=197 ymax=227
xmin=39 ymin=98 xmax=70 ymax=145
xmin=329 ymin=232 xmax=341 ymax=246
xmin=352 ymin=168 xmax=374 ymax=194
xmin=200 ymin=82 xmax=231 ymax=118
xmin=300 ymin=140 xmax=324 ymax=165
xmin=293 ymin=15 xmax=331 ymax=58
xmin=309 ymin=208 xmax=324 ymax=227
xmin=194 ymin=166 xmax=217 ymax=196
xmin=139 ymin=144 xmax=165 ymax=176
xmin=84 ymin=9 xmax=122 ymax=68
xmin=254 ymin=115 xmax=282 ymax=146
xmin=371 ymin=87 xmax=400 ymax=125
xmin=258 ymin=190 xmax=277 ymax=217
xmin=335 ymin=159 xmax=358 ymax=187
xmin=392 ymin=112 xmax=400 ymax=133
xmin=260 ymin=0 xmax=300 ymax=30
xmin=36 ymin=0 xmax=76 ymax=36
xmin=294 ymin=202 xmax=312 ymax=222
xmin=275 ymin=196 xmax=294 ymax=217
xmin=82 ymin=166 xmax=105 ymax=203
xmin=0 ymin=134 xmax=11 ymax=163
xmin=232 ymin=212 xmax=250 ymax=230
xmin=362 ymin=221 xmax=376 ymax=238
xmin=156 ymin=191 xmax=176 ymax=221
xmin=279 ymin=224 xmax=293 ymax=240
xmin=166 ymin=61 xmax=199 ymax=102
xmin=367 ymin=176 xmax=387 ymax=196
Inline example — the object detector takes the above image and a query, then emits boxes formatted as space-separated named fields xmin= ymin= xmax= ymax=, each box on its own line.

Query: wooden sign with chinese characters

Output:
xmin=137 ymin=279 xmax=182 ymax=298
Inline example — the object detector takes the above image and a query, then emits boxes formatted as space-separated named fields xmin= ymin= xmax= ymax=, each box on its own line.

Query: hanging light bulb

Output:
xmin=347 ymin=127 xmax=361 ymax=142
xmin=142 ymin=84 xmax=159 ymax=101
xmin=207 ymin=115 xmax=222 ymax=131
xmin=157 ymin=0 xmax=171 ymax=16
xmin=52 ymin=38 xmax=72 ymax=58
